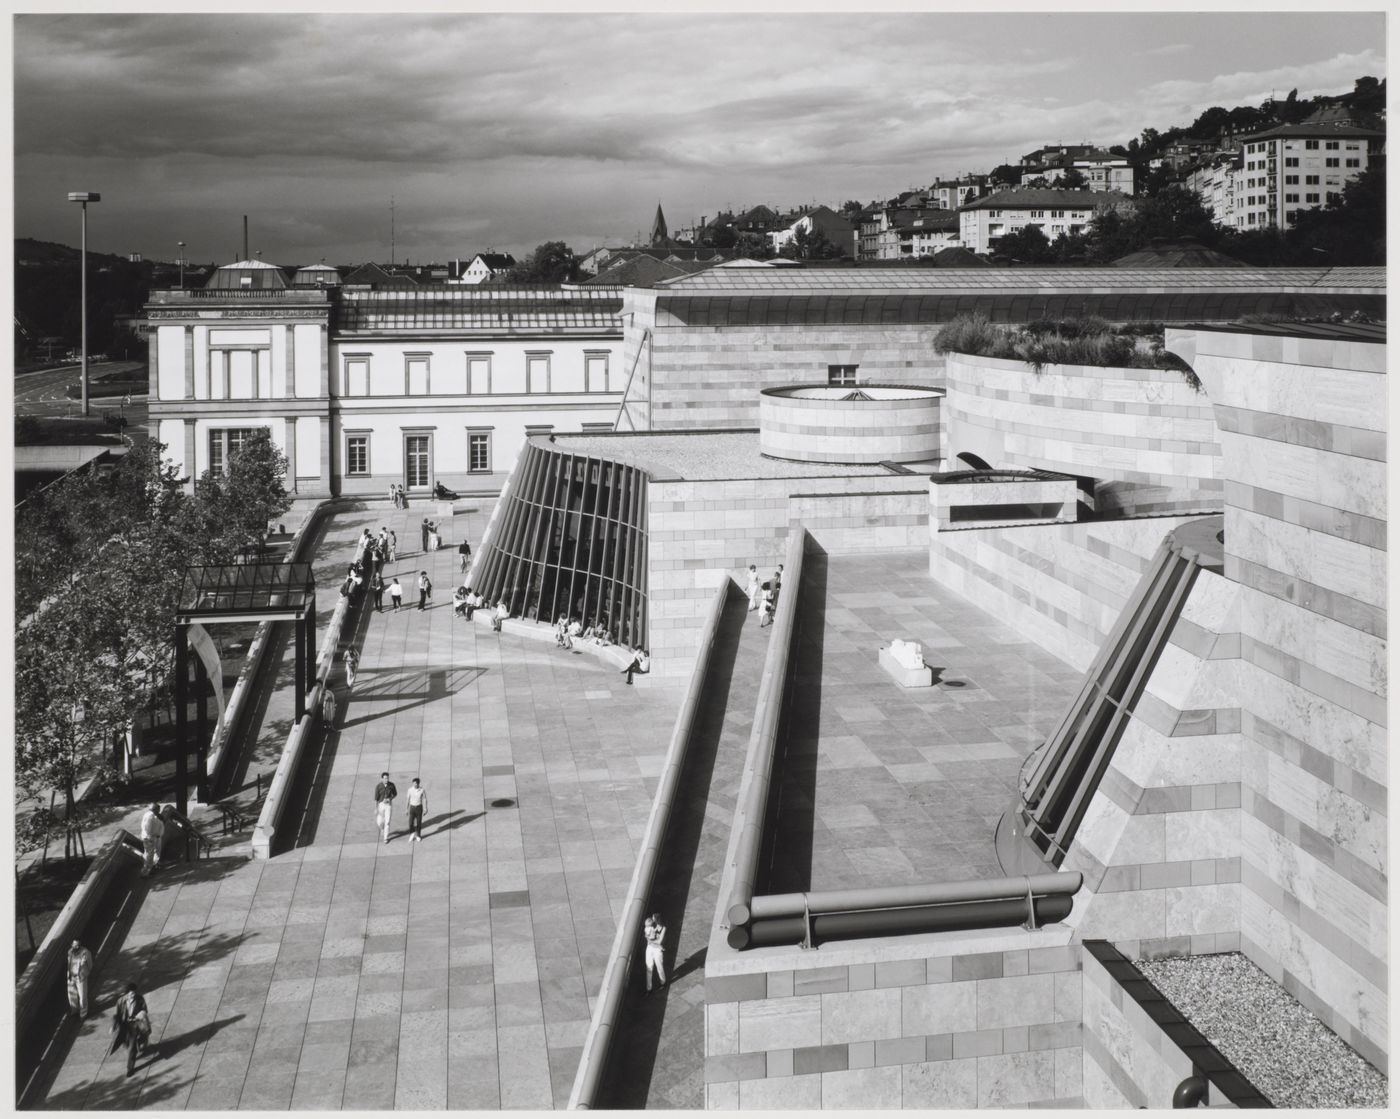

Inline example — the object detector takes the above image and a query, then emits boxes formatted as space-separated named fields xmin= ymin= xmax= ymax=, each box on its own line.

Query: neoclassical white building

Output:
xmin=145 ymin=262 xmax=626 ymax=497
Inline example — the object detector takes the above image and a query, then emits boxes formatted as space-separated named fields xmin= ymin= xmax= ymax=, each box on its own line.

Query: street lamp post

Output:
xmin=66 ymin=192 xmax=100 ymax=418
xmin=178 ymin=240 xmax=187 ymax=289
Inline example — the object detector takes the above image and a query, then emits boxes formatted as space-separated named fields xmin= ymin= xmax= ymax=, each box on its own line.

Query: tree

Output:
xmin=1058 ymin=168 xmax=1089 ymax=190
xmin=988 ymin=163 xmax=1022 ymax=188
xmin=1190 ymin=106 xmax=1231 ymax=138
xmin=779 ymin=224 xmax=846 ymax=261
xmin=839 ymin=199 xmax=865 ymax=218
xmin=506 ymin=241 xmax=578 ymax=284
xmin=182 ymin=431 xmax=291 ymax=565
xmin=990 ymin=223 xmax=1056 ymax=264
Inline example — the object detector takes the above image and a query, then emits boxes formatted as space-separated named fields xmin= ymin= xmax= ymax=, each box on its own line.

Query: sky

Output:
xmin=11 ymin=9 xmax=1386 ymax=267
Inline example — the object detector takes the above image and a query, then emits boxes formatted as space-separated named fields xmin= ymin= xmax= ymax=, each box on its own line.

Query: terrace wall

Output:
xmin=942 ymin=352 xmax=1221 ymax=517
xmin=702 ymin=933 xmax=1084 ymax=1108
xmin=1177 ymin=327 xmax=1388 ymax=1072
xmin=646 ymin=475 xmax=928 ymax=678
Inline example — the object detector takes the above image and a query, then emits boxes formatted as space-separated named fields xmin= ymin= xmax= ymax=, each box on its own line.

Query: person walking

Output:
xmin=758 ymin=584 xmax=775 ymax=628
xmin=458 ymin=538 xmax=472 ymax=573
xmin=321 ymin=686 xmax=338 ymax=730
xmin=406 ymin=778 xmax=426 ymax=843
xmin=389 ymin=577 xmax=403 ymax=611
xmin=745 ymin=564 xmax=761 ymax=612
xmin=387 ymin=530 xmax=398 ymax=564
xmin=420 ymin=517 xmax=431 ymax=554
xmin=139 ymin=803 xmax=163 ymax=878
xmin=400 ymin=485 xmax=410 ymax=510
xmin=374 ymin=772 xmax=397 ymax=844
xmin=344 ymin=646 xmax=359 ymax=689
xmin=371 ymin=571 xmax=385 ymax=612
xmin=417 ymin=570 xmax=432 ymax=611
xmin=66 ymin=939 xmax=93 ymax=1019
xmin=110 ymin=982 xmax=151 ymax=1077
xmin=642 ymin=914 xmax=667 ymax=992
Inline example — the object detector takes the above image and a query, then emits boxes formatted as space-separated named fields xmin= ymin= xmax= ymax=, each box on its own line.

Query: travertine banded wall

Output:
xmin=942 ymin=352 xmax=1221 ymax=517
xmin=1178 ymin=327 xmax=1388 ymax=1071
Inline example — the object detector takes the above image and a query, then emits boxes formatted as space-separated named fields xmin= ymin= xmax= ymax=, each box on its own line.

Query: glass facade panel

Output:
xmin=472 ymin=442 xmax=649 ymax=650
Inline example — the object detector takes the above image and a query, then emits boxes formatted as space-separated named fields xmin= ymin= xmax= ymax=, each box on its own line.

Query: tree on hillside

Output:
xmin=779 ymin=225 xmax=845 ymax=260
xmin=988 ymin=163 xmax=1021 ymax=188
xmin=840 ymin=199 xmax=865 ymax=218
xmin=1058 ymin=168 xmax=1089 ymax=190
xmin=991 ymin=224 xmax=1056 ymax=264
xmin=505 ymin=241 xmax=578 ymax=284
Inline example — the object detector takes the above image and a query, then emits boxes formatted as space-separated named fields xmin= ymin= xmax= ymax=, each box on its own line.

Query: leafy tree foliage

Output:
xmin=778 ymin=224 xmax=846 ymax=260
xmin=505 ymin=241 xmax=579 ymax=284
xmin=990 ymin=223 xmax=1056 ymax=263
xmin=1057 ymin=168 xmax=1089 ymax=190
xmin=988 ymin=163 xmax=1022 ymax=188
xmin=15 ymin=433 xmax=292 ymax=855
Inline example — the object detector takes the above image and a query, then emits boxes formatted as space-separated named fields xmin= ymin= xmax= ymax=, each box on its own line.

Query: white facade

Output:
xmin=959 ymin=200 xmax=1105 ymax=254
xmin=146 ymin=282 xmax=625 ymax=498
xmin=1232 ymin=128 xmax=1381 ymax=231
xmin=1022 ymin=159 xmax=1135 ymax=194
xmin=1185 ymin=158 xmax=1242 ymax=228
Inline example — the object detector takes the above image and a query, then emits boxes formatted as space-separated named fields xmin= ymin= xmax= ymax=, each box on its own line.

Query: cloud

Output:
xmin=13 ymin=13 xmax=1385 ymax=263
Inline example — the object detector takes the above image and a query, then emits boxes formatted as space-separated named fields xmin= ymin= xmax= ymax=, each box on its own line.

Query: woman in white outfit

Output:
xmin=745 ymin=565 xmax=760 ymax=611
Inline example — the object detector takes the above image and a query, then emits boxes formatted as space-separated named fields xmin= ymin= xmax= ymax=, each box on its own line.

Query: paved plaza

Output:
xmin=28 ymin=522 xmax=1093 ymax=1111
xmin=27 ymin=505 xmax=683 ymax=1110
xmin=764 ymin=550 xmax=1083 ymax=895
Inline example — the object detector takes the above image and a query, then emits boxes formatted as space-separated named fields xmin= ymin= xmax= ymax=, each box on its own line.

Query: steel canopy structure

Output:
xmin=173 ymin=562 xmax=317 ymax=811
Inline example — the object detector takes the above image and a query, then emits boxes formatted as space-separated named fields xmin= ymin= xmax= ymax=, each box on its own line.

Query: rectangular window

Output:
xmin=1284 ymin=175 xmax=1299 ymax=185
xmin=1345 ymin=158 xmax=1361 ymax=168
xmin=585 ymin=352 xmax=610 ymax=393
xmin=468 ymin=432 xmax=491 ymax=473
xmin=1325 ymin=157 xmax=1340 ymax=168
xmin=406 ymin=356 xmax=430 ymax=396
xmin=346 ymin=434 xmax=369 ymax=476
xmin=228 ymin=350 xmax=256 ymax=399
xmin=1306 ymin=193 xmax=1321 ymax=203
xmin=209 ymin=428 xmax=258 ymax=475
xmin=827 ymin=364 xmax=858 ymax=386
xmin=1285 ymin=194 xmax=1299 ymax=203
xmin=1285 ymin=157 xmax=1299 ymax=167
xmin=467 ymin=354 xmax=491 ymax=394
xmin=343 ymin=357 xmax=369 ymax=397
xmin=526 ymin=353 xmax=550 ymax=394
xmin=404 ymin=434 xmax=431 ymax=489
xmin=1305 ymin=140 xmax=1319 ymax=150
xmin=1325 ymin=140 xmax=1339 ymax=150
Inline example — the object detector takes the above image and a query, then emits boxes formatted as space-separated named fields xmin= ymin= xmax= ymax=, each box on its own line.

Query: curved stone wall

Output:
xmin=758 ymin=383 xmax=944 ymax=464
xmin=943 ymin=352 xmax=1221 ymax=516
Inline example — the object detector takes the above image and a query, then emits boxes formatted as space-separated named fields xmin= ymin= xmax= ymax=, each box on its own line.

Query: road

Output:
xmin=15 ymin=360 xmax=148 ymax=427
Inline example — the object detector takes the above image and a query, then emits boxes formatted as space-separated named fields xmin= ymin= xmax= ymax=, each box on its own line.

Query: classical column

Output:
xmin=148 ymin=325 xmax=160 ymax=394
xmin=285 ymin=324 xmax=296 ymax=397
xmin=183 ymin=418 xmax=197 ymax=493
xmin=319 ymin=415 xmax=333 ymax=496
xmin=285 ymin=416 xmax=299 ymax=495
xmin=183 ymin=326 xmax=195 ymax=399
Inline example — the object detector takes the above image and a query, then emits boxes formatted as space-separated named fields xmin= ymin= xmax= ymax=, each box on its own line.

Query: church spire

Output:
xmin=649 ymin=202 xmax=669 ymax=248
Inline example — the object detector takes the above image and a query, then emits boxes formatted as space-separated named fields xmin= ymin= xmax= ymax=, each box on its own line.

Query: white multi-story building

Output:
xmin=1185 ymin=153 xmax=1244 ymax=228
xmin=145 ymin=263 xmax=625 ymax=498
xmin=1019 ymin=145 xmax=1135 ymax=194
xmin=958 ymin=189 xmax=1131 ymax=254
xmin=926 ymin=176 xmax=986 ymax=211
xmin=1231 ymin=123 xmax=1383 ymax=230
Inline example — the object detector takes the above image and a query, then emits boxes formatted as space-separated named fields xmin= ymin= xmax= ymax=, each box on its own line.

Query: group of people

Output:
xmin=745 ymin=563 xmax=784 ymax=628
xmin=389 ymin=483 xmax=411 ymax=509
xmin=62 ymin=941 xmax=152 ymax=1078
xmin=420 ymin=517 xmax=443 ymax=553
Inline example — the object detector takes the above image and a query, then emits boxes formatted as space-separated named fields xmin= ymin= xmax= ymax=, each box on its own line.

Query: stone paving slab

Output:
xmin=27 ymin=503 xmax=683 ymax=1111
xmin=763 ymin=550 xmax=1085 ymax=896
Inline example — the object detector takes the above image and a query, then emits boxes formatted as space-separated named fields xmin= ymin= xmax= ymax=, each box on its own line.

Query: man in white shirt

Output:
xmin=139 ymin=803 xmax=164 ymax=877
xmin=406 ymin=778 xmax=427 ymax=842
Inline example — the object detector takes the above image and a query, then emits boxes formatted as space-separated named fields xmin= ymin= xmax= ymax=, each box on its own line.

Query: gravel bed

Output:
xmin=1137 ymin=953 xmax=1387 ymax=1108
